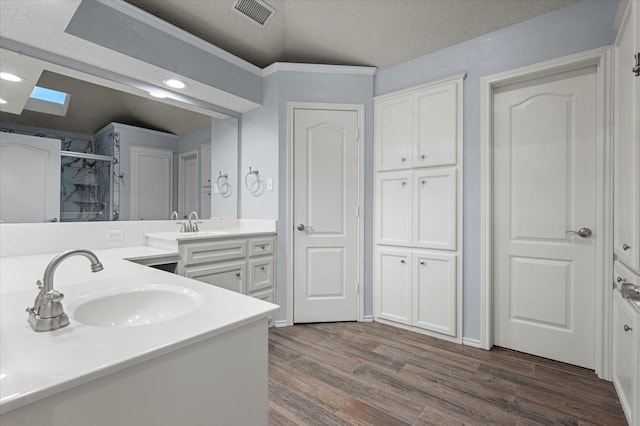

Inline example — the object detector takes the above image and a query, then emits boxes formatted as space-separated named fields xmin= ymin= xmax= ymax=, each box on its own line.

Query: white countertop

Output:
xmin=0 ymin=246 xmax=279 ymax=414
xmin=145 ymin=228 xmax=275 ymax=242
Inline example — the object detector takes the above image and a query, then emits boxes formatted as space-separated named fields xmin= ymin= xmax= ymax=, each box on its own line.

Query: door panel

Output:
xmin=493 ymin=67 xmax=597 ymax=368
xmin=0 ymin=133 xmax=60 ymax=223
xmin=293 ymin=108 xmax=359 ymax=323
xmin=376 ymin=171 xmax=412 ymax=246
xmin=414 ymin=84 xmax=457 ymax=167
xmin=414 ymin=168 xmax=456 ymax=250
xmin=413 ymin=252 xmax=456 ymax=336
xmin=376 ymin=249 xmax=412 ymax=325
xmin=130 ymin=146 xmax=173 ymax=221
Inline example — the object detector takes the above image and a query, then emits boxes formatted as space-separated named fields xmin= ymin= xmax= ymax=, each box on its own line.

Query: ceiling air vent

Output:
xmin=231 ymin=0 xmax=275 ymax=28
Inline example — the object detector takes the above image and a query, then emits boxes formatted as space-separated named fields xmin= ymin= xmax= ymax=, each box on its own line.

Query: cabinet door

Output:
xmin=414 ymin=168 xmax=457 ymax=250
xmin=185 ymin=261 xmax=246 ymax=293
xmin=413 ymin=252 xmax=457 ymax=336
xmin=248 ymin=257 xmax=274 ymax=294
xmin=612 ymin=291 xmax=638 ymax=425
xmin=376 ymin=171 xmax=413 ymax=246
xmin=376 ymin=249 xmax=412 ymax=325
xmin=375 ymin=95 xmax=413 ymax=171
xmin=614 ymin=0 xmax=640 ymax=272
xmin=181 ymin=239 xmax=246 ymax=266
xmin=414 ymin=82 xmax=458 ymax=167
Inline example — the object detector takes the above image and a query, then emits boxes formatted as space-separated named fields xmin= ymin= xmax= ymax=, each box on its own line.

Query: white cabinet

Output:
xmin=612 ymin=290 xmax=639 ymax=426
xmin=375 ymin=80 xmax=460 ymax=171
xmin=614 ymin=0 xmax=640 ymax=272
xmin=376 ymin=168 xmax=457 ymax=250
xmin=374 ymin=75 xmax=463 ymax=342
xmin=375 ymin=248 xmax=457 ymax=336
xmin=178 ymin=235 xmax=276 ymax=314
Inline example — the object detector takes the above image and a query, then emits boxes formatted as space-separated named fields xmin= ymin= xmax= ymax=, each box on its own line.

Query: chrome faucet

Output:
xmin=26 ymin=249 xmax=104 ymax=332
xmin=169 ymin=210 xmax=178 ymax=220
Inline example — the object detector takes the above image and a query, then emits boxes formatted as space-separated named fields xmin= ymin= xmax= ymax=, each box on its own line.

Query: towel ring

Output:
xmin=216 ymin=171 xmax=230 ymax=195
xmin=244 ymin=167 xmax=263 ymax=196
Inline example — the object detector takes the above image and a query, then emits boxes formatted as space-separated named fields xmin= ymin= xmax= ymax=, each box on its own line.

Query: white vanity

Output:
xmin=0 ymin=220 xmax=278 ymax=426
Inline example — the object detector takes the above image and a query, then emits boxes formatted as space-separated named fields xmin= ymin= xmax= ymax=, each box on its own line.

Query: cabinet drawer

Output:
xmin=184 ymin=261 xmax=246 ymax=294
xmin=181 ymin=239 xmax=246 ymax=266
xmin=249 ymin=237 xmax=275 ymax=257
xmin=248 ymin=257 xmax=274 ymax=293
xmin=251 ymin=288 xmax=274 ymax=303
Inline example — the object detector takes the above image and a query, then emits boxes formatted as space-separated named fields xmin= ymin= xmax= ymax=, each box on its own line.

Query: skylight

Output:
xmin=30 ymin=86 xmax=68 ymax=105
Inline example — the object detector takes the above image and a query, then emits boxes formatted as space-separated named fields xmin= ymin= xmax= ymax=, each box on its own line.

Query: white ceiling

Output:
xmin=125 ymin=0 xmax=577 ymax=69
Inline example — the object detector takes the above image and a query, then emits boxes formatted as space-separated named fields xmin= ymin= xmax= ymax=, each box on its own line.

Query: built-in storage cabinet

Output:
xmin=374 ymin=74 xmax=463 ymax=342
xmin=375 ymin=80 xmax=459 ymax=171
xmin=612 ymin=290 xmax=639 ymax=426
xmin=178 ymin=235 xmax=276 ymax=314
xmin=376 ymin=169 xmax=457 ymax=250
xmin=614 ymin=0 xmax=640 ymax=273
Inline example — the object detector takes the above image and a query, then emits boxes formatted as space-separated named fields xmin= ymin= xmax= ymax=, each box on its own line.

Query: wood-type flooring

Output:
xmin=268 ymin=322 xmax=626 ymax=425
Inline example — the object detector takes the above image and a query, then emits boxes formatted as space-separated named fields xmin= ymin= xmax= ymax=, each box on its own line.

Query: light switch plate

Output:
xmin=267 ymin=178 xmax=273 ymax=191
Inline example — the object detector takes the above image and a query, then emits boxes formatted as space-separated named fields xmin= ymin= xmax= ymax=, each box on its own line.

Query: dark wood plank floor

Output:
xmin=268 ymin=322 xmax=626 ymax=425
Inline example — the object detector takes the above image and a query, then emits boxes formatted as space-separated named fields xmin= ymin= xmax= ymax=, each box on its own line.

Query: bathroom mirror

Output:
xmin=0 ymin=48 xmax=239 ymax=223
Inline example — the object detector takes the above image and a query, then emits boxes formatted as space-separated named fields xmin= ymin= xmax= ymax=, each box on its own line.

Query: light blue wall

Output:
xmin=211 ymin=117 xmax=239 ymax=218
xmin=240 ymin=70 xmax=375 ymax=323
xmin=376 ymin=0 xmax=619 ymax=339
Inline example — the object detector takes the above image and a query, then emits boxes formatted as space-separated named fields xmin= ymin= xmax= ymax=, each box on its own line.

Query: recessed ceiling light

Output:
xmin=162 ymin=78 xmax=187 ymax=89
xmin=0 ymin=72 xmax=22 ymax=82
xmin=0 ymin=99 xmax=7 ymax=104
xmin=149 ymin=90 xmax=167 ymax=99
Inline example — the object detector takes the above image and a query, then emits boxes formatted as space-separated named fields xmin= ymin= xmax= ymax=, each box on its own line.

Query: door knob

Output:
xmin=566 ymin=227 xmax=592 ymax=238
xmin=297 ymin=224 xmax=306 ymax=231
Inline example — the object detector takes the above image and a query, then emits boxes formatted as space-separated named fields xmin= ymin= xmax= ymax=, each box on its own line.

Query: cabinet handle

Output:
xmin=401 ymin=181 xmax=407 ymax=187
xmin=259 ymin=245 xmax=266 ymax=250
xmin=400 ymin=259 xmax=406 ymax=264
xmin=623 ymin=244 xmax=631 ymax=251
xmin=260 ymin=266 xmax=265 ymax=271
xmin=617 ymin=276 xmax=625 ymax=283
xmin=235 ymin=272 xmax=241 ymax=278
xmin=624 ymin=325 xmax=632 ymax=332
xmin=420 ymin=260 xmax=425 ymax=265
xmin=420 ymin=154 xmax=425 ymax=160
xmin=421 ymin=180 xmax=426 ymax=185
xmin=400 ymin=157 xmax=406 ymax=162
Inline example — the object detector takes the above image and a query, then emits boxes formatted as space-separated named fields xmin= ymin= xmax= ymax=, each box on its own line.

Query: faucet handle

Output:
xmin=45 ymin=289 xmax=64 ymax=303
xmin=36 ymin=279 xmax=43 ymax=289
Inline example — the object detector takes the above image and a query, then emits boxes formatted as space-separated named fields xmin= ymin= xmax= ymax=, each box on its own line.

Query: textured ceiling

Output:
xmin=125 ymin=0 xmax=577 ymax=68
xmin=0 ymin=70 xmax=212 ymax=136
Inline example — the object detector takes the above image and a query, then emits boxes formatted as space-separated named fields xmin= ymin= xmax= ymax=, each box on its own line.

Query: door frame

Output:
xmin=178 ymin=150 xmax=199 ymax=217
xmin=479 ymin=47 xmax=614 ymax=378
xmin=286 ymin=102 xmax=365 ymax=325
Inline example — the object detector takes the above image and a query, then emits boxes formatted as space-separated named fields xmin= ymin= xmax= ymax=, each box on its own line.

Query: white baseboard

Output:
xmin=274 ymin=320 xmax=290 ymax=328
xmin=362 ymin=315 xmax=374 ymax=322
xmin=462 ymin=337 xmax=483 ymax=349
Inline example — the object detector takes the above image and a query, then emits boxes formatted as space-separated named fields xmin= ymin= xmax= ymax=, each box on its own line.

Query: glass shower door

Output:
xmin=60 ymin=152 xmax=113 ymax=222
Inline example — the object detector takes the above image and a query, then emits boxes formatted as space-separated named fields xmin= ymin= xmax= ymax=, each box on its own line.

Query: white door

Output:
xmin=493 ymin=67 xmax=598 ymax=368
xmin=130 ymin=146 xmax=173 ymax=220
xmin=0 ymin=133 xmax=60 ymax=223
xmin=293 ymin=107 xmax=360 ymax=322
xmin=178 ymin=151 xmax=199 ymax=218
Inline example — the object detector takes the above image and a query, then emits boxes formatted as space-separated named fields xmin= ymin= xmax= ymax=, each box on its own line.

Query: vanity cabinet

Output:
xmin=614 ymin=0 xmax=640 ymax=273
xmin=612 ymin=290 xmax=639 ymax=426
xmin=374 ymin=75 xmax=463 ymax=342
xmin=179 ymin=235 xmax=275 ymax=305
xmin=375 ymin=79 xmax=460 ymax=171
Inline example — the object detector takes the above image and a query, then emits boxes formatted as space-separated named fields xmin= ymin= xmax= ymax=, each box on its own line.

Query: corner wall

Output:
xmin=375 ymin=0 xmax=619 ymax=340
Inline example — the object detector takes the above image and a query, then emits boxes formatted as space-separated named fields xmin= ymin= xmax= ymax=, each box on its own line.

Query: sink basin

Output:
xmin=67 ymin=284 xmax=204 ymax=327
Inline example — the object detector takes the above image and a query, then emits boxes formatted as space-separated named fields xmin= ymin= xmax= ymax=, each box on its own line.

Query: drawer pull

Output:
xmin=260 ymin=266 xmax=265 ymax=271
xmin=624 ymin=325 xmax=632 ymax=332
xmin=235 ymin=272 xmax=241 ymax=278
xmin=420 ymin=154 xmax=425 ymax=160
xmin=259 ymin=245 xmax=266 ymax=250
xmin=623 ymin=244 xmax=631 ymax=251
xmin=617 ymin=276 xmax=625 ymax=283
xmin=400 ymin=259 xmax=406 ymax=264
xmin=420 ymin=260 xmax=425 ymax=265
xmin=400 ymin=157 xmax=406 ymax=162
